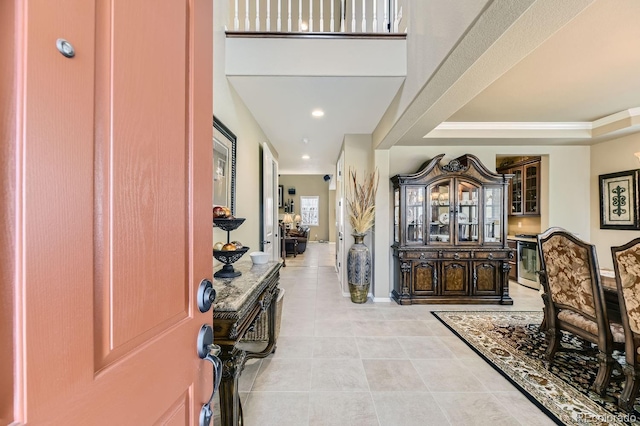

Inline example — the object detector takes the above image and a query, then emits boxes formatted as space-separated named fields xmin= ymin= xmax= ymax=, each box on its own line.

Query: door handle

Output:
xmin=261 ymin=240 xmax=271 ymax=244
xmin=197 ymin=324 xmax=222 ymax=426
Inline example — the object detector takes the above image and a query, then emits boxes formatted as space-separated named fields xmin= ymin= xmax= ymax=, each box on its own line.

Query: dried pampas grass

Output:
xmin=347 ymin=168 xmax=379 ymax=235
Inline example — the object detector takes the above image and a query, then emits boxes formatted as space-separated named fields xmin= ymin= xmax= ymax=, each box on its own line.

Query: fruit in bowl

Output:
xmin=231 ymin=240 xmax=243 ymax=249
xmin=213 ymin=242 xmax=224 ymax=251
xmin=213 ymin=205 xmax=234 ymax=218
xmin=221 ymin=243 xmax=236 ymax=251
xmin=213 ymin=206 xmax=226 ymax=218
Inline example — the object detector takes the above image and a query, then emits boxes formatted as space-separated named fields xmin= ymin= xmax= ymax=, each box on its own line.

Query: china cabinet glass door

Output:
xmin=405 ymin=186 xmax=424 ymax=244
xmin=428 ymin=182 xmax=451 ymax=243
xmin=484 ymin=186 xmax=503 ymax=243
xmin=524 ymin=163 xmax=538 ymax=214
xmin=457 ymin=181 xmax=479 ymax=243
xmin=394 ymin=189 xmax=400 ymax=243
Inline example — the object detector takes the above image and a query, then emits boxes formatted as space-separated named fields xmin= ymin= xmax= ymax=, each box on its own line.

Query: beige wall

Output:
xmin=213 ymin=1 xmax=277 ymax=250
xmin=373 ymin=149 xmax=391 ymax=301
xmin=339 ymin=135 xmax=375 ymax=294
xmin=278 ymin=175 xmax=332 ymax=242
xmin=590 ymin=133 xmax=640 ymax=269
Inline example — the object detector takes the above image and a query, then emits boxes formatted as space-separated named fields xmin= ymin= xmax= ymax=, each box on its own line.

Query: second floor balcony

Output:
xmin=227 ymin=0 xmax=408 ymax=34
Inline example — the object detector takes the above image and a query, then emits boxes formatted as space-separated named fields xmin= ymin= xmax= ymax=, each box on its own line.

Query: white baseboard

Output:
xmin=341 ymin=292 xmax=392 ymax=303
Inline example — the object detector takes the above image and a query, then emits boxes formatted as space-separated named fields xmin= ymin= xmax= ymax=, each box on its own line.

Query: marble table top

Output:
xmin=212 ymin=258 xmax=282 ymax=318
xmin=600 ymin=269 xmax=616 ymax=291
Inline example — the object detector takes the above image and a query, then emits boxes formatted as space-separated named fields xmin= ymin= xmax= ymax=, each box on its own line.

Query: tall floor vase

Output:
xmin=347 ymin=233 xmax=371 ymax=303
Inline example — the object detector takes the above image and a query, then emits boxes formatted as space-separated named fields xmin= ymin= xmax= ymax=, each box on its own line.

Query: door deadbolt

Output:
xmin=197 ymin=279 xmax=216 ymax=313
xmin=56 ymin=39 xmax=75 ymax=58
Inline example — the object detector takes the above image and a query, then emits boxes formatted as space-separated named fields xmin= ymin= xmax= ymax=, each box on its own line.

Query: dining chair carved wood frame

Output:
xmin=611 ymin=237 xmax=640 ymax=412
xmin=538 ymin=227 xmax=624 ymax=396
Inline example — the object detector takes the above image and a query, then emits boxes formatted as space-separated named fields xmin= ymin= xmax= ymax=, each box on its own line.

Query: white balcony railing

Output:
xmin=229 ymin=0 xmax=406 ymax=34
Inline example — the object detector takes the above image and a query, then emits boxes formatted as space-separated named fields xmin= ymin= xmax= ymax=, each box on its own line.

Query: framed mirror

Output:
xmin=213 ymin=116 xmax=237 ymax=214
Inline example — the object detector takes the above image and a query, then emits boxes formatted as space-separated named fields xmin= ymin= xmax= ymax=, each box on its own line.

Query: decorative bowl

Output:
xmin=212 ymin=246 xmax=249 ymax=264
xmin=250 ymin=251 xmax=269 ymax=265
xmin=213 ymin=217 xmax=246 ymax=232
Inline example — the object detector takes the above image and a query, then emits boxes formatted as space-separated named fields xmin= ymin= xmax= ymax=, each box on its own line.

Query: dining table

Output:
xmin=600 ymin=269 xmax=622 ymax=323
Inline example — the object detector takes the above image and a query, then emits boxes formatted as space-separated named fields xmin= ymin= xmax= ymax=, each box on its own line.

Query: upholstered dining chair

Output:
xmin=537 ymin=227 xmax=625 ymax=395
xmin=611 ymin=237 xmax=640 ymax=412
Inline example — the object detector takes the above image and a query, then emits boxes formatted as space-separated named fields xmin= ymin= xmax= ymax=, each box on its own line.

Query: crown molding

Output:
xmin=425 ymin=108 xmax=640 ymax=140
xmin=592 ymin=107 xmax=640 ymax=137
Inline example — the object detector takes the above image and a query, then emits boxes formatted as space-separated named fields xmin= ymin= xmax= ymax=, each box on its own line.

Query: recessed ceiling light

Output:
xmin=302 ymin=154 xmax=310 ymax=160
xmin=311 ymin=109 xmax=324 ymax=117
xmin=302 ymin=138 xmax=309 ymax=144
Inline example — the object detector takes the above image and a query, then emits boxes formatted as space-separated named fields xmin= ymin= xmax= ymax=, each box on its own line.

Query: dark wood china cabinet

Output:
xmin=391 ymin=154 xmax=514 ymax=305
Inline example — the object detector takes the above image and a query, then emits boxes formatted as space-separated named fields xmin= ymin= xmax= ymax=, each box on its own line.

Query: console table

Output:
xmin=212 ymin=259 xmax=282 ymax=426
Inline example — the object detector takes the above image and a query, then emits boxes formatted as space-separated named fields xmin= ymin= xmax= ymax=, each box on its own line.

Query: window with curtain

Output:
xmin=300 ymin=196 xmax=319 ymax=226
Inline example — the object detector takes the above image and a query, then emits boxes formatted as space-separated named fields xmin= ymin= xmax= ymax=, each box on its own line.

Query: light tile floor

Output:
xmin=228 ymin=242 xmax=555 ymax=426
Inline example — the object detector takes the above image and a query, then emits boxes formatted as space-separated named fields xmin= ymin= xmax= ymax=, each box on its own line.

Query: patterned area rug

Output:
xmin=432 ymin=311 xmax=640 ymax=426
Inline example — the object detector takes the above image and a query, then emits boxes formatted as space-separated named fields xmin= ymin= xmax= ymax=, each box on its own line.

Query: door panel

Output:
xmin=97 ymin=0 xmax=191 ymax=363
xmin=473 ymin=261 xmax=499 ymax=295
xmin=110 ymin=0 xmax=189 ymax=346
xmin=157 ymin=391 xmax=190 ymax=426
xmin=7 ymin=0 xmax=213 ymax=423
xmin=441 ymin=261 xmax=468 ymax=295
xmin=412 ymin=261 xmax=437 ymax=295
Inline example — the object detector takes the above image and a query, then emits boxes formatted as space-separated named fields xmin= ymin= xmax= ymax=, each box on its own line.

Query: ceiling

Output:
xmin=228 ymin=75 xmax=404 ymax=175
xmin=227 ymin=0 xmax=640 ymax=174
xmin=445 ymin=0 xmax=640 ymax=127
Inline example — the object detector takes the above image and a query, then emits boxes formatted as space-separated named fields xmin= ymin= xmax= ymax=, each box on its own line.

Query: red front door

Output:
xmin=1 ymin=0 xmax=214 ymax=424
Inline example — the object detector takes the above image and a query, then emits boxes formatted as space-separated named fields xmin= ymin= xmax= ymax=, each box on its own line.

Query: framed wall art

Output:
xmin=599 ymin=169 xmax=640 ymax=230
xmin=213 ymin=116 xmax=237 ymax=214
